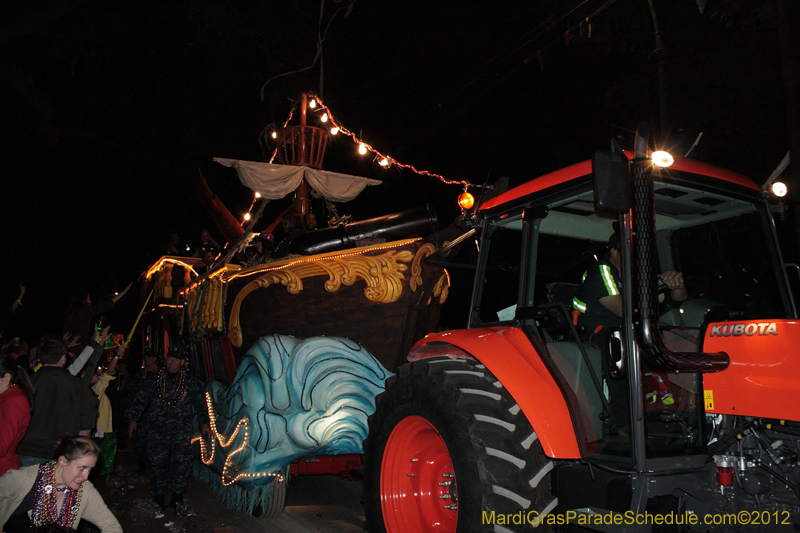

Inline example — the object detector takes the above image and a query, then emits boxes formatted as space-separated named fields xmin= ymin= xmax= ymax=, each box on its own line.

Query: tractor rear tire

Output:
xmin=364 ymin=357 xmax=557 ymax=533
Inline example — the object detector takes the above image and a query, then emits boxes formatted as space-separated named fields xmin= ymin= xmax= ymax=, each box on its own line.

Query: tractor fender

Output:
xmin=408 ymin=326 xmax=581 ymax=459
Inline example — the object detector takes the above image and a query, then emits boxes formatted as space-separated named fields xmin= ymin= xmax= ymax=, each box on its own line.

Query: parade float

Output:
xmin=140 ymin=93 xmax=473 ymax=515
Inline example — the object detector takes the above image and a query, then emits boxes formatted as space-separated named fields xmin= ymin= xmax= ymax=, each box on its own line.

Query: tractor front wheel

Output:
xmin=364 ymin=357 xmax=557 ymax=533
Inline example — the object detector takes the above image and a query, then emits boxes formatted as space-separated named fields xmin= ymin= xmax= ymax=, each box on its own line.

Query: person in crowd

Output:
xmin=192 ymin=228 xmax=222 ymax=257
xmin=126 ymin=350 xmax=158 ymax=473
xmin=127 ymin=346 xmax=209 ymax=510
xmin=304 ymin=212 xmax=318 ymax=231
xmin=92 ymin=346 xmax=121 ymax=440
xmin=0 ymin=353 xmax=35 ymax=475
xmin=0 ymin=284 xmax=26 ymax=342
xmin=3 ymin=338 xmax=30 ymax=374
xmin=239 ymin=246 xmax=257 ymax=268
xmin=16 ymin=338 xmax=98 ymax=467
xmin=63 ymin=285 xmax=130 ymax=351
xmin=66 ymin=326 xmax=110 ymax=381
xmin=107 ymin=355 xmax=130 ymax=452
xmin=90 ymin=346 xmax=122 ymax=476
xmin=27 ymin=345 xmax=39 ymax=373
xmin=245 ymin=231 xmax=275 ymax=267
xmin=272 ymin=210 xmax=303 ymax=259
xmin=160 ymin=230 xmax=186 ymax=256
xmin=0 ymin=435 xmax=122 ymax=532
xmin=195 ymin=249 xmax=217 ymax=276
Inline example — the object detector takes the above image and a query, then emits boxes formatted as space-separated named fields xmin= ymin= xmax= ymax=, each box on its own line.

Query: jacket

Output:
xmin=16 ymin=367 xmax=98 ymax=460
xmin=0 ymin=386 xmax=30 ymax=476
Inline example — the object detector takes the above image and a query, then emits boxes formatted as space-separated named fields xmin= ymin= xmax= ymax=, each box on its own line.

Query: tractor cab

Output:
xmin=473 ymin=151 xmax=791 ymax=461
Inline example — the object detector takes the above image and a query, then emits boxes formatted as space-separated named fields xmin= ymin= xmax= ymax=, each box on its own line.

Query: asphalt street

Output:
xmin=91 ymin=446 xmax=365 ymax=533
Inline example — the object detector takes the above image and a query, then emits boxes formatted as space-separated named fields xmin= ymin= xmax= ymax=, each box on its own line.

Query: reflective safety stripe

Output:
xmin=599 ymin=264 xmax=620 ymax=296
xmin=573 ymin=297 xmax=587 ymax=313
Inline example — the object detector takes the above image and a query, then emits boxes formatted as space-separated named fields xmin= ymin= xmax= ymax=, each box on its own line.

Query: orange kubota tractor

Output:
xmin=364 ymin=122 xmax=800 ymax=532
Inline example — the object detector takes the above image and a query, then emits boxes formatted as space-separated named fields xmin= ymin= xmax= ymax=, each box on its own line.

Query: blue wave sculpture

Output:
xmin=201 ymin=335 xmax=392 ymax=490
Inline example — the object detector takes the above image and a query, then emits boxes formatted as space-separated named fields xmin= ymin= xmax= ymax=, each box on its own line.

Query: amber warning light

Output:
xmin=458 ymin=192 xmax=475 ymax=210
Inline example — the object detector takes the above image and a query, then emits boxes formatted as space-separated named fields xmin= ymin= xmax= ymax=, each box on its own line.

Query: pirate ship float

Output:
xmin=140 ymin=93 xmax=474 ymax=515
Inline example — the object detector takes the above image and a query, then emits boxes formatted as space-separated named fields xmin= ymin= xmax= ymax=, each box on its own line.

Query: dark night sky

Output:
xmin=0 ymin=0 xmax=790 ymax=339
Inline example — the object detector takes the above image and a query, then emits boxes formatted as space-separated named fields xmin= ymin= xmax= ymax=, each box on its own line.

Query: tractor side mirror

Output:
xmin=592 ymin=150 xmax=632 ymax=213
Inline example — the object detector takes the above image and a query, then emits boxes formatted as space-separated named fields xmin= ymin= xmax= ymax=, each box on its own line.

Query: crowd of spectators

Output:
xmin=1 ymin=215 xmax=330 ymax=531
xmin=0 ymin=280 xmax=209 ymax=532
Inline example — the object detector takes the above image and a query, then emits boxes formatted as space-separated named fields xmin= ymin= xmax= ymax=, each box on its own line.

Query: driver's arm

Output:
xmin=660 ymin=270 xmax=687 ymax=302
xmin=599 ymin=294 xmax=623 ymax=317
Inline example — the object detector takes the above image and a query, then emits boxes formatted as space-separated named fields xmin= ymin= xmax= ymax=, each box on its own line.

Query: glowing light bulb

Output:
xmin=321 ymin=113 xmax=328 ymax=123
xmin=330 ymin=127 xmax=340 ymax=135
xmin=773 ymin=182 xmax=788 ymax=198
xmin=255 ymin=192 xmax=261 ymax=198
xmin=270 ymin=131 xmax=277 ymax=139
xmin=651 ymin=151 xmax=674 ymax=168
xmin=358 ymin=144 xmax=368 ymax=155
xmin=458 ymin=192 xmax=475 ymax=210
xmin=309 ymin=99 xmax=317 ymax=109
xmin=379 ymin=158 xmax=389 ymax=167
xmin=243 ymin=213 xmax=251 ymax=221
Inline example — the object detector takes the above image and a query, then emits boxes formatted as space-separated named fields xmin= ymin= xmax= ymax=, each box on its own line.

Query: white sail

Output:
xmin=214 ymin=158 xmax=381 ymax=202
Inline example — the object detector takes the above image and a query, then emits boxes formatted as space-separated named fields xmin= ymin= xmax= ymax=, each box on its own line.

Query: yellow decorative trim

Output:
xmin=409 ymin=243 xmax=436 ymax=292
xmin=227 ymin=238 xmax=421 ymax=281
xmin=179 ymin=264 xmax=242 ymax=333
xmin=201 ymin=276 xmax=225 ymax=331
xmin=433 ymin=271 xmax=450 ymax=305
xmin=228 ymin=248 xmax=415 ymax=347
xmin=145 ymin=256 xmax=200 ymax=281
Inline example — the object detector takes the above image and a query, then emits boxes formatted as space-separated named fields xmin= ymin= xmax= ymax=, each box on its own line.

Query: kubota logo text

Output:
xmin=710 ymin=323 xmax=778 ymax=337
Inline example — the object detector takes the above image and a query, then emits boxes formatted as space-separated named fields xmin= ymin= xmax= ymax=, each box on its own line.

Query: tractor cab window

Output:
xmin=430 ymin=229 xmax=483 ymax=331
xmin=654 ymin=181 xmax=790 ymax=353
xmin=525 ymin=178 xmax=790 ymax=463
xmin=473 ymin=213 xmax=525 ymax=325
xmin=526 ymin=190 xmax=630 ymax=461
xmin=475 ymin=198 xmax=632 ymax=460
xmin=664 ymin=201 xmax=789 ymax=323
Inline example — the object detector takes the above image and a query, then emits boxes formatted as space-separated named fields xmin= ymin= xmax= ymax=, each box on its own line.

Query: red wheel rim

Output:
xmin=380 ymin=415 xmax=457 ymax=533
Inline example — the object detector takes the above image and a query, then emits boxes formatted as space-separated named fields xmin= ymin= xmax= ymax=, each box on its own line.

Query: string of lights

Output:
xmin=303 ymin=94 xmax=471 ymax=189
xmin=192 ymin=392 xmax=285 ymax=487
xmin=240 ymin=93 xmax=475 ymax=225
xmin=264 ymin=94 xmax=471 ymax=189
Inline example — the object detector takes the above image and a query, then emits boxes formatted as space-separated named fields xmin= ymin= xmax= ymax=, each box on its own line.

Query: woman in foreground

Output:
xmin=0 ymin=435 xmax=122 ymax=532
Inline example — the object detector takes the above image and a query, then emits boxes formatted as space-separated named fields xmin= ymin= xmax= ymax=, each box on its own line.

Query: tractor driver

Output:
xmin=572 ymin=230 xmax=687 ymax=338
xmin=572 ymin=230 xmax=688 ymax=437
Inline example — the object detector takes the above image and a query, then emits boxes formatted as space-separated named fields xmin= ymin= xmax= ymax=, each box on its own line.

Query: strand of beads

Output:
xmin=157 ymin=369 xmax=188 ymax=406
xmin=31 ymin=461 xmax=82 ymax=528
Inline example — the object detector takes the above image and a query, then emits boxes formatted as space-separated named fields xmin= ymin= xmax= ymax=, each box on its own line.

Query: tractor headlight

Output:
xmin=651 ymin=151 xmax=674 ymax=168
